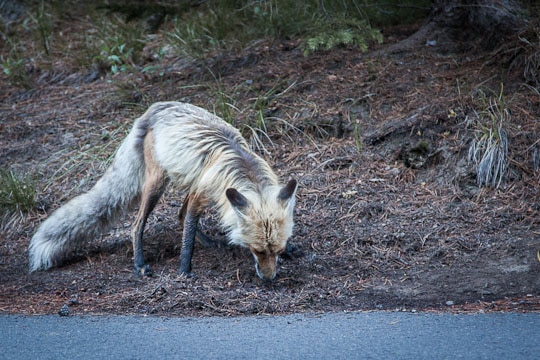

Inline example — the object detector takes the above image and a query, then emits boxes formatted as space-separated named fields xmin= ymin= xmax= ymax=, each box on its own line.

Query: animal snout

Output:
xmin=255 ymin=262 xmax=277 ymax=281
xmin=253 ymin=253 xmax=278 ymax=281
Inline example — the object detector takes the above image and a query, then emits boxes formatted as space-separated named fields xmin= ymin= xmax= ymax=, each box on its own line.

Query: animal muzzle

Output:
xmin=253 ymin=254 xmax=278 ymax=281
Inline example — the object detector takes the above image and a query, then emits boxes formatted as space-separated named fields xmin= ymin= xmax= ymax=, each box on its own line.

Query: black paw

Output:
xmin=178 ymin=270 xmax=195 ymax=278
xmin=135 ymin=264 xmax=153 ymax=277
xmin=281 ymin=243 xmax=304 ymax=260
xmin=195 ymin=229 xmax=217 ymax=248
xmin=195 ymin=229 xmax=228 ymax=248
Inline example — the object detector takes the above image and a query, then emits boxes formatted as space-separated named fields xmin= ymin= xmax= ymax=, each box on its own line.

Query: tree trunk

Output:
xmin=380 ymin=0 xmax=528 ymax=55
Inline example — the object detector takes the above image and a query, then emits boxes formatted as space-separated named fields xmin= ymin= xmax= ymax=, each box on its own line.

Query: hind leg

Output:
xmin=131 ymin=131 xmax=169 ymax=276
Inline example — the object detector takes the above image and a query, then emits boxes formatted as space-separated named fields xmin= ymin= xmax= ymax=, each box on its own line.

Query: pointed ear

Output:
xmin=226 ymin=188 xmax=249 ymax=210
xmin=278 ymin=179 xmax=298 ymax=202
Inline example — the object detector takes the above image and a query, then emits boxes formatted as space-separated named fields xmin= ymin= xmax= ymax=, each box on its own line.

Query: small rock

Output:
xmin=58 ymin=304 xmax=70 ymax=317
xmin=445 ymin=300 xmax=454 ymax=306
xmin=389 ymin=168 xmax=400 ymax=176
xmin=68 ymin=298 xmax=80 ymax=306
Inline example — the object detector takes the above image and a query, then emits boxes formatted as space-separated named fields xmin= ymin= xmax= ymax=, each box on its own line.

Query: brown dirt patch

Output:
xmin=1 ymin=12 xmax=539 ymax=316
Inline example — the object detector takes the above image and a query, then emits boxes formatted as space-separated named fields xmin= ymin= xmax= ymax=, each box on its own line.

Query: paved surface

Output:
xmin=2 ymin=312 xmax=539 ymax=359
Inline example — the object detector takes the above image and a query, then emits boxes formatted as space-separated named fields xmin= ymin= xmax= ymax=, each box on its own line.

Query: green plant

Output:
xmin=302 ymin=20 xmax=383 ymax=56
xmin=467 ymin=88 xmax=510 ymax=188
xmin=165 ymin=1 xmax=392 ymax=58
xmin=0 ymin=170 xmax=36 ymax=214
xmin=79 ymin=13 xmax=146 ymax=75
xmin=23 ymin=0 xmax=54 ymax=56
xmin=167 ymin=15 xmax=222 ymax=58
xmin=1 ymin=54 xmax=29 ymax=89
xmin=141 ymin=47 xmax=167 ymax=76
xmin=107 ymin=43 xmax=135 ymax=74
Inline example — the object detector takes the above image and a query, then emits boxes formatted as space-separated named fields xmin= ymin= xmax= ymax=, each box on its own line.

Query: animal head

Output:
xmin=226 ymin=179 xmax=298 ymax=280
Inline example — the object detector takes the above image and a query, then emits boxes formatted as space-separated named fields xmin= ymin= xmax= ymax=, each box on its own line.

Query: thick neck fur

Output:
xmin=199 ymin=142 xmax=282 ymax=237
xmin=144 ymin=102 xmax=290 ymax=248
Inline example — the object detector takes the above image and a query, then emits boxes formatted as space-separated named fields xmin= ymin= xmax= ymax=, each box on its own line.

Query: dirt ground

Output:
xmin=1 ymin=9 xmax=539 ymax=316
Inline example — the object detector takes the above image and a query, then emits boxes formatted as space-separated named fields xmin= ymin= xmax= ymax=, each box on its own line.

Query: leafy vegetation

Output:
xmin=81 ymin=13 xmax=147 ymax=75
xmin=0 ymin=0 xmax=431 ymax=85
xmin=302 ymin=22 xmax=382 ymax=56
xmin=1 ymin=52 xmax=29 ymax=89
xmin=166 ymin=0 xmax=427 ymax=57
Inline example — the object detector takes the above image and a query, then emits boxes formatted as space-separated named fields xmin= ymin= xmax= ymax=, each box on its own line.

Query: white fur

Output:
xmin=29 ymin=113 xmax=146 ymax=271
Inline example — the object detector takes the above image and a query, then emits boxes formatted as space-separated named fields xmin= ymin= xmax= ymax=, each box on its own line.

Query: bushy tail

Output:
xmin=29 ymin=117 xmax=150 ymax=272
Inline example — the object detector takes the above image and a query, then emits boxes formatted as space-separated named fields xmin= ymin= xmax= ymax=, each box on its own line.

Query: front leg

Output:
xmin=178 ymin=195 xmax=202 ymax=277
xmin=178 ymin=196 xmax=216 ymax=248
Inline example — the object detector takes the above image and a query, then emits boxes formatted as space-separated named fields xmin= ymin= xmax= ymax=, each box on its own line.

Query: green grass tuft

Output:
xmin=0 ymin=170 xmax=36 ymax=214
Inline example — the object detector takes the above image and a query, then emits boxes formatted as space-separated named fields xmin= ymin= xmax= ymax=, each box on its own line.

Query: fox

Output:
xmin=29 ymin=101 xmax=298 ymax=281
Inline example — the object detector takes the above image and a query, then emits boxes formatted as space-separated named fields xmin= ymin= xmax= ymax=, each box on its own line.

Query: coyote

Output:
xmin=29 ymin=102 xmax=298 ymax=280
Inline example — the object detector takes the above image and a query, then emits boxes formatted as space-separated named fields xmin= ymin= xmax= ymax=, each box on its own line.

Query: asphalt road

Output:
xmin=2 ymin=312 xmax=539 ymax=359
